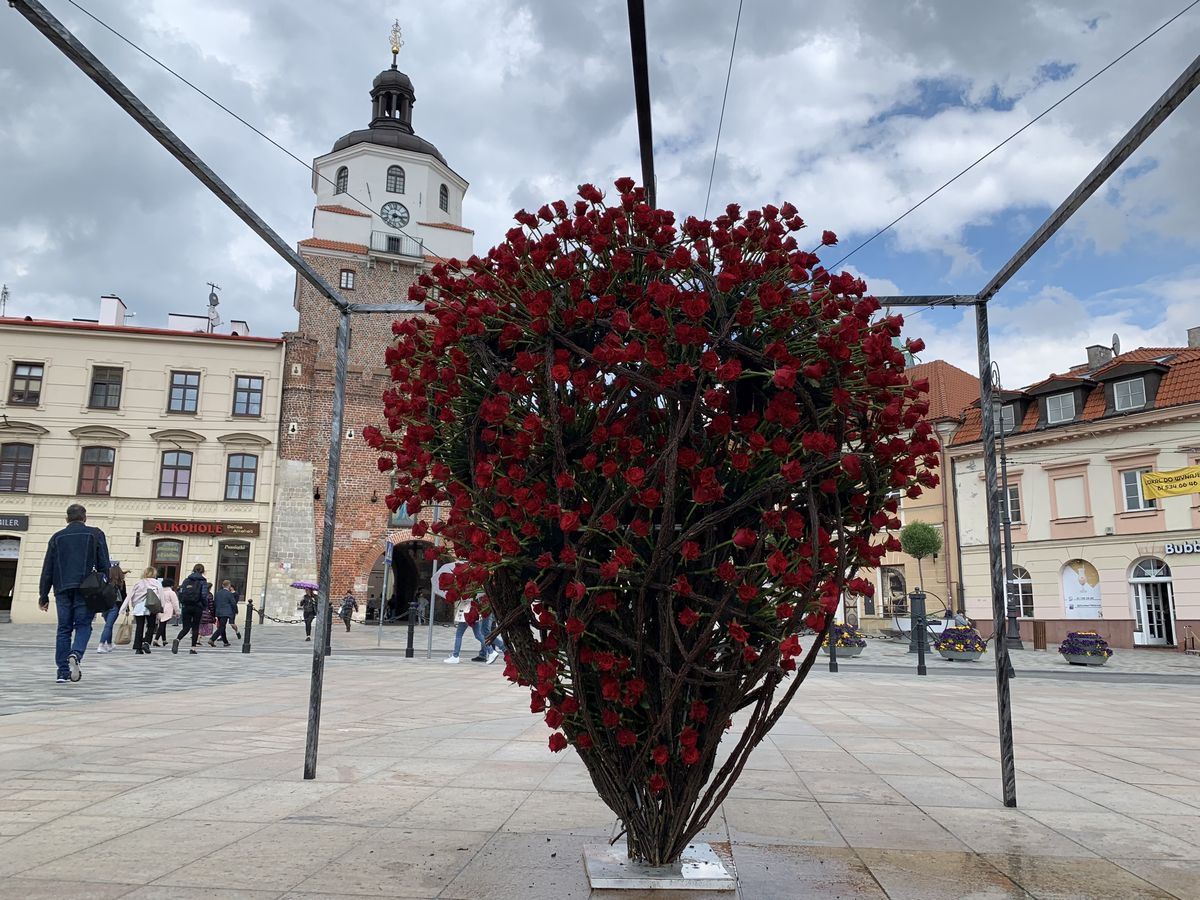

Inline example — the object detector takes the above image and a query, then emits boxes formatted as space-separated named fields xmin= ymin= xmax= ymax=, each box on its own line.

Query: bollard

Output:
xmin=405 ymin=598 xmax=416 ymax=658
xmin=241 ymin=600 xmax=253 ymax=654
xmin=909 ymin=589 xmax=928 ymax=676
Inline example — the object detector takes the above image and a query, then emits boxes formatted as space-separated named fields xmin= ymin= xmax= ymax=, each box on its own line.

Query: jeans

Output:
xmin=211 ymin=616 xmax=231 ymax=645
xmin=451 ymin=620 xmax=489 ymax=658
xmin=99 ymin=604 xmax=120 ymax=644
xmin=482 ymin=614 xmax=506 ymax=654
xmin=54 ymin=588 xmax=92 ymax=678
xmin=176 ymin=607 xmax=201 ymax=646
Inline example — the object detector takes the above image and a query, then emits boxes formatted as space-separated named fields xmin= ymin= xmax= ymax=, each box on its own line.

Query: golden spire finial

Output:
xmin=389 ymin=20 xmax=404 ymax=68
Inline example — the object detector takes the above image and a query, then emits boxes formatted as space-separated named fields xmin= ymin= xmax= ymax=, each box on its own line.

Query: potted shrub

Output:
xmin=367 ymin=180 xmax=936 ymax=871
xmin=935 ymin=625 xmax=986 ymax=661
xmin=822 ymin=621 xmax=867 ymax=657
xmin=1059 ymin=631 xmax=1113 ymax=666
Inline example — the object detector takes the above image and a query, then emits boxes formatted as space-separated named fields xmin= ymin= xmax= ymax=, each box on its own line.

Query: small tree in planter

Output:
xmin=1059 ymin=631 xmax=1113 ymax=666
xmin=935 ymin=625 xmax=986 ymax=661
xmin=822 ymin=621 xmax=868 ymax=657
xmin=367 ymin=180 xmax=937 ymax=867
xmin=899 ymin=520 xmax=942 ymax=590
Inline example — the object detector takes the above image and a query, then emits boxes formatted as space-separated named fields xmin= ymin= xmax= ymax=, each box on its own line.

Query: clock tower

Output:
xmin=265 ymin=26 xmax=473 ymax=620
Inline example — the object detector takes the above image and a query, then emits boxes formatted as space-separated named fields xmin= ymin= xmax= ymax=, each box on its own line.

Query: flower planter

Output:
xmin=1061 ymin=652 xmax=1108 ymax=666
xmin=939 ymin=649 xmax=983 ymax=661
xmin=822 ymin=644 xmax=863 ymax=657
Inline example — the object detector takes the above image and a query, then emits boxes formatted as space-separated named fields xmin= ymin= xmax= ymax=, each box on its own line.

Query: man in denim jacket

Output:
xmin=38 ymin=504 xmax=110 ymax=683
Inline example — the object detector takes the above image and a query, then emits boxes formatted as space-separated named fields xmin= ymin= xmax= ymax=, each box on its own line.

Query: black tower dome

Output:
xmin=330 ymin=61 xmax=446 ymax=164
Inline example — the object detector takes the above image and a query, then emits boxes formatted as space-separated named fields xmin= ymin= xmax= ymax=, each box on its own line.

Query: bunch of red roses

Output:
xmin=365 ymin=178 xmax=937 ymax=865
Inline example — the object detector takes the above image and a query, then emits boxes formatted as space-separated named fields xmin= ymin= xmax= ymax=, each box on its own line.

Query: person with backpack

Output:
xmin=153 ymin=578 xmax=179 ymax=647
xmin=120 ymin=567 xmax=163 ymax=655
xmin=96 ymin=566 xmax=128 ymax=654
xmin=38 ymin=503 xmax=111 ymax=683
xmin=209 ymin=579 xmax=239 ymax=647
xmin=172 ymin=564 xmax=212 ymax=655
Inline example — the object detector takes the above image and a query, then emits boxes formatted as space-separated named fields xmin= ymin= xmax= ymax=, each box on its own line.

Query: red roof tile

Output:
xmin=298 ymin=237 xmax=369 ymax=254
xmin=951 ymin=346 xmax=1200 ymax=445
xmin=316 ymin=204 xmax=370 ymax=218
xmin=419 ymin=221 xmax=474 ymax=234
xmin=906 ymin=359 xmax=980 ymax=421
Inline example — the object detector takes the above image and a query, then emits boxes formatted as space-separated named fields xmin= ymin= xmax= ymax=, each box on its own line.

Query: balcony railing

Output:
xmin=370 ymin=230 xmax=424 ymax=259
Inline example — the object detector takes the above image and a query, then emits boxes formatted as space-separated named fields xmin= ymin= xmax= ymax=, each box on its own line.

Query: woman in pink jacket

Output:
xmin=119 ymin=567 xmax=162 ymax=655
xmin=152 ymin=577 xmax=180 ymax=647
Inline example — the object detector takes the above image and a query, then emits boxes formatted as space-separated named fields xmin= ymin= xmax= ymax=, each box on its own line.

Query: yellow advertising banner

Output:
xmin=1140 ymin=465 xmax=1200 ymax=500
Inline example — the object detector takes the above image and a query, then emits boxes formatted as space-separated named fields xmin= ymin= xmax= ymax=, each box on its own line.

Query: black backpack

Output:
xmin=178 ymin=578 xmax=201 ymax=607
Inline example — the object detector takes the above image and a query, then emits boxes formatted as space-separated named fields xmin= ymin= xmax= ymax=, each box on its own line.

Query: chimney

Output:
xmin=99 ymin=294 xmax=127 ymax=326
xmin=1189 ymin=326 xmax=1200 ymax=349
xmin=1086 ymin=343 xmax=1113 ymax=370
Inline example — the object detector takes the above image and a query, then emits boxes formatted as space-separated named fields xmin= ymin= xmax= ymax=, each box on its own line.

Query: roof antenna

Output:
xmin=207 ymin=282 xmax=222 ymax=333
xmin=1111 ymin=332 xmax=1121 ymax=356
xmin=0 ymin=284 xmax=9 ymax=317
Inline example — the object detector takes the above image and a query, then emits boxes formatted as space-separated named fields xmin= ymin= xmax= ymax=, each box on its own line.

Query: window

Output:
xmin=1005 ymin=484 xmax=1022 ymax=523
xmin=78 ymin=446 xmax=115 ymax=495
xmin=1114 ymin=377 xmax=1147 ymax=411
xmin=884 ymin=489 xmax=905 ymax=527
xmin=386 ymin=165 xmax=405 ymax=193
xmin=1045 ymin=393 xmax=1075 ymax=424
xmin=232 ymin=375 xmax=264 ymax=417
xmin=335 ymin=166 xmax=348 ymax=194
xmin=439 ymin=183 xmax=449 ymax=212
xmin=216 ymin=540 xmax=251 ymax=598
xmin=225 ymin=453 xmax=258 ymax=501
xmin=339 ymin=269 xmax=355 ymax=291
xmin=0 ymin=443 xmax=33 ymax=493
xmin=1010 ymin=565 xmax=1034 ymax=617
xmin=167 ymin=371 xmax=200 ymax=413
xmin=1121 ymin=468 xmax=1156 ymax=511
xmin=159 ymin=450 xmax=193 ymax=498
xmin=151 ymin=538 xmax=182 ymax=585
xmin=8 ymin=363 xmax=43 ymax=405
xmin=88 ymin=366 xmax=123 ymax=409
xmin=994 ymin=403 xmax=1016 ymax=434
xmin=879 ymin=566 xmax=907 ymax=617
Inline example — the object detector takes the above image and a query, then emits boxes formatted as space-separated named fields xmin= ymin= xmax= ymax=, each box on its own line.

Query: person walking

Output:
xmin=37 ymin=503 xmax=111 ymax=683
xmin=338 ymin=591 xmax=358 ymax=632
xmin=153 ymin=578 xmax=179 ymax=646
xmin=444 ymin=595 xmax=490 ymax=664
xmin=96 ymin=565 xmax=128 ymax=654
xmin=120 ymin=567 xmax=163 ymax=654
xmin=209 ymin=580 xmax=238 ymax=647
xmin=299 ymin=589 xmax=317 ymax=641
xmin=172 ymin=564 xmax=212 ymax=655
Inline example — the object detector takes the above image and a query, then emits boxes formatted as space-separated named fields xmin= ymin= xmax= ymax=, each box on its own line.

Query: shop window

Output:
xmin=1121 ymin=468 xmax=1155 ymax=511
xmin=1010 ymin=565 xmax=1034 ymax=617
xmin=78 ymin=446 xmax=115 ymax=495
xmin=167 ymin=371 xmax=201 ymax=413
xmin=159 ymin=450 xmax=193 ymax=499
xmin=232 ymin=375 xmax=264 ymax=417
xmin=0 ymin=443 xmax=34 ymax=493
xmin=216 ymin=540 xmax=250 ymax=598
xmin=225 ymin=453 xmax=258 ymax=501
xmin=151 ymin=538 xmax=183 ymax=585
xmin=88 ymin=366 xmax=123 ymax=409
xmin=8 ymin=363 xmax=43 ymax=405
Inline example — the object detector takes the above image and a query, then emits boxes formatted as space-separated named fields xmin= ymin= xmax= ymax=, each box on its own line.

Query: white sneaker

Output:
xmin=486 ymin=648 xmax=499 ymax=664
xmin=97 ymin=643 xmax=111 ymax=654
xmin=443 ymin=656 xmax=460 ymax=664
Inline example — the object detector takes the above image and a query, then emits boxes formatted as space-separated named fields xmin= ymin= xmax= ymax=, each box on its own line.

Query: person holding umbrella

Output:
xmin=292 ymin=581 xmax=320 ymax=641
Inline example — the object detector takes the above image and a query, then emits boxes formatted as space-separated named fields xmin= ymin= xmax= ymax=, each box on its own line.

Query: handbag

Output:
xmin=143 ymin=584 xmax=164 ymax=618
xmin=114 ymin=612 xmax=133 ymax=646
xmin=80 ymin=533 xmax=112 ymax=614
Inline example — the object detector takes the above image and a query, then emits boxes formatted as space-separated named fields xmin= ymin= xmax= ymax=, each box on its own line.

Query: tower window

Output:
xmin=335 ymin=166 xmax=348 ymax=195
xmin=439 ymin=184 xmax=449 ymax=212
xmin=386 ymin=166 xmax=405 ymax=194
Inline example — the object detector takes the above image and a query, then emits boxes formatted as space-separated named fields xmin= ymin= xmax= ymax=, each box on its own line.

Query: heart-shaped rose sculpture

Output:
xmin=366 ymin=179 xmax=937 ymax=866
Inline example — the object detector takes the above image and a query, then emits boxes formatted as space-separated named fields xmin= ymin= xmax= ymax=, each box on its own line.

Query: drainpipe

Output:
xmin=949 ymin=443 xmax=968 ymax=616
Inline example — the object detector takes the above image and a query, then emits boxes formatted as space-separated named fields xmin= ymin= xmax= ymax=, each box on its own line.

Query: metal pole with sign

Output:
xmin=377 ymin=541 xmax=392 ymax=648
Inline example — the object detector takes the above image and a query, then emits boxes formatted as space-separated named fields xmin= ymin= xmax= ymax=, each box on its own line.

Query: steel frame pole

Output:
xmin=975 ymin=303 xmax=1018 ymax=808
xmin=626 ymin=0 xmax=656 ymax=206
xmin=997 ymin=424 xmax=1024 ymax=648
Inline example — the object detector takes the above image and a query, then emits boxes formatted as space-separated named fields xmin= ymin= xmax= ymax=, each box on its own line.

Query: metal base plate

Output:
xmin=583 ymin=841 xmax=736 ymax=891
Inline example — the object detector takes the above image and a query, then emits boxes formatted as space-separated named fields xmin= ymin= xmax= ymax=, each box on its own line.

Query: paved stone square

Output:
xmin=0 ymin=623 xmax=1198 ymax=898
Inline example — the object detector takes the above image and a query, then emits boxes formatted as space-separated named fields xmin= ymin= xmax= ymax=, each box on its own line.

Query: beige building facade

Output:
xmin=0 ymin=301 xmax=284 ymax=623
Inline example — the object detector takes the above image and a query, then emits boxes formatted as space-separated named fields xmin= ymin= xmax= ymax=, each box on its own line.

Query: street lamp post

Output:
xmin=991 ymin=363 xmax=1024 ymax=650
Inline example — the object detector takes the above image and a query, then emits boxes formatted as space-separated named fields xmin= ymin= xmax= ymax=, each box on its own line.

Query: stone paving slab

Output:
xmin=0 ymin=634 xmax=1197 ymax=898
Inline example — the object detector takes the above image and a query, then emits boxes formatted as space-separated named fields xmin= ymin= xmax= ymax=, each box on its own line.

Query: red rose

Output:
xmin=681 ymin=746 xmax=700 ymax=766
xmin=545 ymin=708 xmax=564 ymax=729
xmin=677 ymin=607 xmax=699 ymax=628
xmin=728 ymin=621 xmax=749 ymax=643
xmin=559 ymin=511 xmax=581 ymax=532
xmin=561 ymin=696 xmax=579 ymax=714
xmin=679 ymin=726 xmax=698 ymax=747
xmin=648 ymin=773 xmax=667 ymax=793
xmin=377 ymin=457 xmax=394 ymax=472
xmin=575 ymin=733 xmax=594 ymax=749
xmin=652 ymin=745 xmax=669 ymax=766
xmin=616 ymin=728 xmax=637 ymax=747
xmin=716 ymin=561 xmax=737 ymax=582
xmin=821 ymin=229 xmax=838 ymax=245
xmin=732 ymin=528 xmax=757 ymax=549
xmin=551 ymin=363 xmax=570 ymax=383
xmin=601 ymin=709 xmax=620 ymax=727
xmin=680 ymin=541 xmax=701 ymax=561
xmin=548 ymin=733 xmax=568 ymax=753
xmin=565 ymin=617 xmax=586 ymax=637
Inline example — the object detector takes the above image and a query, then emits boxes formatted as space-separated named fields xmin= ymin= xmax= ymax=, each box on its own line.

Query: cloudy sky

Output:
xmin=2 ymin=0 xmax=1198 ymax=388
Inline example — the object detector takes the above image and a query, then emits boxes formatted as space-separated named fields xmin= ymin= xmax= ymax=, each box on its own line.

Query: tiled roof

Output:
xmin=419 ymin=221 xmax=474 ymax=234
xmin=298 ymin=238 xmax=369 ymax=254
xmin=951 ymin=346 xmax=1200 ymax=445
xmin=316 ymin=204 xmax=370 ymax=218
xmin=906 ymin=359 xmax=979 ymax=421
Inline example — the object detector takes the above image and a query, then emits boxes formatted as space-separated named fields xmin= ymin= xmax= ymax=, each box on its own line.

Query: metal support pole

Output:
xmin=828 ymin=628 xmax=838 ymax=673
xmin=910 ymin=589 xmax=928 ymax=676
xmin=997 ymin=427 xmax=1024 ymax=649
xmin=626 ymin=0 xmax=656 ymax=207
xmin=377 ymin=541 xmax=392 ymax=649
xmin=241 ymin=599 xmax=253 ymax=654
xmin=304 ymin=308 xmax=350 ymax=780
xmin=975 ymin=302 xmax=1018 ymax=808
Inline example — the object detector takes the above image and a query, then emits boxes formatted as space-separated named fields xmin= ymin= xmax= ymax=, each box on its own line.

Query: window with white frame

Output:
xmin=1045 ymin=393 xmax=1075 ymax=424
xmin=1113 ymin=377 xmax=1146 ymax=411
xmin=1010 ymin=565 xmax=1034 ymax=617
xmin=339 ymin=269 xmax=355 ymax=290
xmin=1121 ymin=468 xmax=1156 ymax=511
xmin=884 ymin=488 xmax=905 ymax=527
xmin=1005 ymin=484 xmax=1022 ymax=523
xmin=995 ymin=403 xmax=1017 ymax=434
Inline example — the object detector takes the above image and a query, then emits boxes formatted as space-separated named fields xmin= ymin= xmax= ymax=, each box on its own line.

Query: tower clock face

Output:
xmin=380 ymin=201 xmax=410 ymax=229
